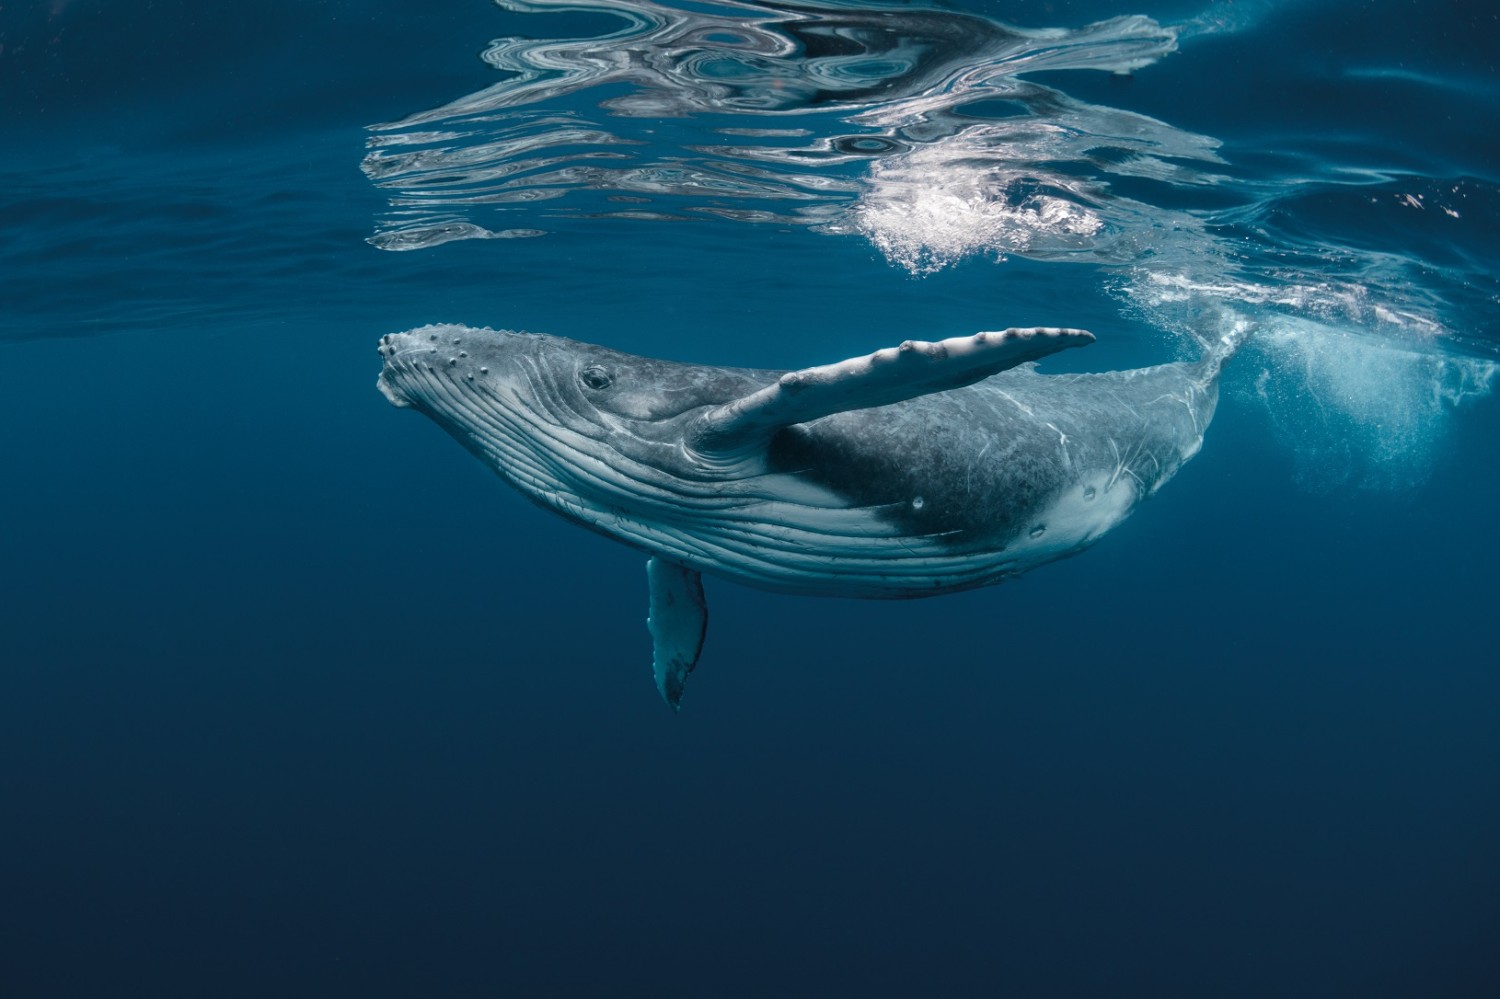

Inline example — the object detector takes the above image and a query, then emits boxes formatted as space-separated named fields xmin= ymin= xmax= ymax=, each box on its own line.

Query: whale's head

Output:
xmin=377 ymin=324 xmax=771 ymax=526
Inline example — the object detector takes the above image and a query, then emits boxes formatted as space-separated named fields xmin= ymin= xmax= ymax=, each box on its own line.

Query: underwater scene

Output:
xmin=3 ymin=0 xmax=1498 ymax=994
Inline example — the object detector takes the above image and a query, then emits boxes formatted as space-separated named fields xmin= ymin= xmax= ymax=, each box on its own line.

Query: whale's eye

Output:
xmin=579 ymin=365 xmax=613 ymax=391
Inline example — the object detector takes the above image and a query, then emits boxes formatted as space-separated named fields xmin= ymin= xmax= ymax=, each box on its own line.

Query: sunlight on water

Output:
xmin=363 ymin=0 xmax=1498 ymax=490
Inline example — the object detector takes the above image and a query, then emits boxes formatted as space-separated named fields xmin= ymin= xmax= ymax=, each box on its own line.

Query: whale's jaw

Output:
xmin=376 ymin=367 xmax=412 ymax=408
xmin=374 ymin=329 xmax=437 ymax=409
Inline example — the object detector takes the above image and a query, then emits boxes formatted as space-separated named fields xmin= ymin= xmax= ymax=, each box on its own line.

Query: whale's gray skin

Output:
xmin=378 ymin=323 xmax=1236 ymax=709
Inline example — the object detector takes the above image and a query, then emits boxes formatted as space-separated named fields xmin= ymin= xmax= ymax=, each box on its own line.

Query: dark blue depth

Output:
xmin=2 ymin=2 xmax=1498 ymax=996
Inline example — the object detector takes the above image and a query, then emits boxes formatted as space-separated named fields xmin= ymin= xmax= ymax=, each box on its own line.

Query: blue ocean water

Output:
xmin=2 ymin=0 xmax=1498 ymax=994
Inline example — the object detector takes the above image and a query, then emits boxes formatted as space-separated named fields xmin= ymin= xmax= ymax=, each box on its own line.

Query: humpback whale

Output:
xmin=378 ymin=323 xmax=1238 ymax=709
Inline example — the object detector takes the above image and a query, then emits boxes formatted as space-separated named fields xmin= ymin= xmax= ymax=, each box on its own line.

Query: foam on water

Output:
xmin=1175 ymin=0 xmax=1301 ymax=39
xmin=1249 ymin=321 xmax=1498 ymax=492
xmin=1127 ymin=275 xmax=1499 ymax=491
xmin=847 ymin=152 xmax=1107 ymax=274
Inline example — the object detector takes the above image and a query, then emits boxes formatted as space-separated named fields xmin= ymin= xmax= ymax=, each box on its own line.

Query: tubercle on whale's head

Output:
xmin=375 ymin=324 xmax=575 ymax=437
xmin=377 ymin=324 xmax=543 ymax=390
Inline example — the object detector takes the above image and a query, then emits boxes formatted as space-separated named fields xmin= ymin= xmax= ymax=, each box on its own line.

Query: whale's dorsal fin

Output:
xmin=690 ymin=327 xmax=1093 ymax=457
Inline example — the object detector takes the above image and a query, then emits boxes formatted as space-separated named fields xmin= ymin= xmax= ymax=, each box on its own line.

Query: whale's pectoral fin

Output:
xmin=647 ymin=556 xmax=707 ymax=712
xmin=691 ymin=327 xmax=1093 ymax=456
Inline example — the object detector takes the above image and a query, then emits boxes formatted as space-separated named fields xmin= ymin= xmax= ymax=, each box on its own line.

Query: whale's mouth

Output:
xmin=376 ymin=332 xmax=416 ymax=408
xmin=376 ymin=373 xmax=411 ymax=408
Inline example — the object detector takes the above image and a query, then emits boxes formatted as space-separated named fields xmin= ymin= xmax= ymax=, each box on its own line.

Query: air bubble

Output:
xmin=1083 ymin=486 xmax=1096 ymax=501
xmin=911 ymin=496 xmax=925 ymax=510
xmin=1029 ymin=525 xmax=1046 ymax=539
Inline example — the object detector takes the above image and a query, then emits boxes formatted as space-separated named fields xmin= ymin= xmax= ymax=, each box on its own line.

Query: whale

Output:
xmin=378 ymin=323 xmax=1239 ymax=709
